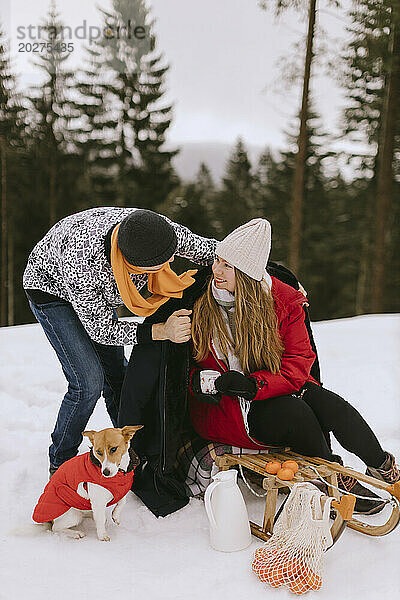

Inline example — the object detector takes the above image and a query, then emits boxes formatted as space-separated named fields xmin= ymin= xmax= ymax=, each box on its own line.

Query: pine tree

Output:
xmin=259 ymin=0 xmax=341 ymax=273
xmin=160 ymin=162 xmax=217 ymax=239
xmin=254 ymin=110 xmax=355 ymax=320
xmin=72 ymin=0 xmax=179 ymax=209
xmin=342 ymin=0 xmax=400 ymax=312
xmin=259 ymin=0 xmax=317 ymax=273
xmin=215 ymin=138 xmax=256 ymax=237
xmin=0 ymin=27 xmax=26 ymax=326
xmin=195 ymin=163 xmax=219 ymax=237
xmin=253 ymin=148 xmax=291 ymax=262
xmin=343 ymin=1 xmax=393 ymax=164
xmin=26 ymin=1 xmax=83 ymax=227
xmin=373 ymin=2 xmax=400 ymax=311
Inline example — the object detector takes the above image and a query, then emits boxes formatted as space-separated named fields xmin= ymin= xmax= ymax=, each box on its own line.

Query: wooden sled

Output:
xmin=215 ymin=450 xmax=400 ymax=543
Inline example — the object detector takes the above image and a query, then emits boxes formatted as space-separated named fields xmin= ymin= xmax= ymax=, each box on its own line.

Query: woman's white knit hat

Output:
xmin=216 ymin=218 xmax=271 ymax=281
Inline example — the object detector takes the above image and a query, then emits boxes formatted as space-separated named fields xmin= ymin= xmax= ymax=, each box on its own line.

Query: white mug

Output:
xmin=200 ymin=370 xmax=221 ymax=394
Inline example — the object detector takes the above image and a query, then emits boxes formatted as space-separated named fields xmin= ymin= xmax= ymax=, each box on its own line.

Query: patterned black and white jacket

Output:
xmin=23 ymin=207 xmax=217 ymax=346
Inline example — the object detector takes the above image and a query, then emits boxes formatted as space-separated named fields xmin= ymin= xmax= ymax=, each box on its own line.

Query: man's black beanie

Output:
xmin=117 ymin=209 xmax=178 ymax=267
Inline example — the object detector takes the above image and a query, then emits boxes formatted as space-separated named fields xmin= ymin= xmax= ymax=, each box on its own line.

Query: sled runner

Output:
xmin=215 ymin=451 xmax=400 ymax=542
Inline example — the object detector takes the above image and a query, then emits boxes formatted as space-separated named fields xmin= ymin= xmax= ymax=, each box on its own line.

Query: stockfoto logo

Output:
xmin=16 ymin=19 xmax=149 ymax=46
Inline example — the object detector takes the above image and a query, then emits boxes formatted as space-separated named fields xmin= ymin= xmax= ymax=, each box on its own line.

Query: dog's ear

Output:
xmin=121 ymin=425 xmax=144 ymax=441
xmin=82 ymin=430 xmax=96 ymax=445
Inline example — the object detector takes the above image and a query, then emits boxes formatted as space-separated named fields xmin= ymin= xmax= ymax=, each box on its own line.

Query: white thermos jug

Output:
xmin=204 ymin=470 xmax=252 ymax=552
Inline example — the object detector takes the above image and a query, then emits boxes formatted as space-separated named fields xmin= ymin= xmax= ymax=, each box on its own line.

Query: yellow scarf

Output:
xmin=110 ymin=224 xmax=197 ymax=317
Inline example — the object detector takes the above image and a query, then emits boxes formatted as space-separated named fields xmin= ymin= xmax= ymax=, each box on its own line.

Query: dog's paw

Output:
xmin=112 ymin=513 xmax=121 ymax=525
xmin=74 ymin=530 xmax=86 ymax=539
xmin=62 ymin=529 xmax=86 ymax=539
xmin=98 ymin=534 xmax=111 ymax=542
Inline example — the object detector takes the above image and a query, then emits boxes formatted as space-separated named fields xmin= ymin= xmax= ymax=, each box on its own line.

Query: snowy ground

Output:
xmin=1 ymin=314 xmax=399 ymax=599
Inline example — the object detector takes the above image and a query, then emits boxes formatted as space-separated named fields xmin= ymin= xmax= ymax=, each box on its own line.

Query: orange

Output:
xmin=253 ymin=547 xmax=277 ymax=565
xmin=265 ymin=461 xmax=281 ymax=474
xmin=252 ymin=553 xmax=275 ymax=582
xmin=252 ymin=556 xmax=269 ymax=570
xmin=255 ymin=564 xmax=273 ymax=583
xmin=285 ymin=558 xmax=304 ymax=580
xmin=265 ymin=564 xmax=285 ymax=588
xmin=289 ymin=575 xmax=310 ymax=594
xmin=282 ymin=460 xmax=299 ymax=473
xmin=303 ymin=569 xmax=322 ymax=591
xmin=277 ymin=467 xmax=295 ymax=480
xmin=253 ymin=546 xmax=277 ymax=559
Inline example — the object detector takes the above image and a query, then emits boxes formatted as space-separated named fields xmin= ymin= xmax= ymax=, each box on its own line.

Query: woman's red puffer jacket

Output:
xmin=188 ymin=276 xmax=319 ymax=449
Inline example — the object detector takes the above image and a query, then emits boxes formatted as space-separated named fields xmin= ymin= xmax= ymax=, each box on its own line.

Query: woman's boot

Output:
xmin=336 ymin=472 xmax=387 ymax=515
xmin=366 ymin=451 xmax=400 ymax=484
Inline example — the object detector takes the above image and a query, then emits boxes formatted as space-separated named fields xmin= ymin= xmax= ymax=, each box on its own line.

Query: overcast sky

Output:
xmin=5 ymin=0 xmax=355 ymax=153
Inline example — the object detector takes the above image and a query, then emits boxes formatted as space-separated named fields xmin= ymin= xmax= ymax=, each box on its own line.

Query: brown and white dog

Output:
xmin=33 ymin=426 xmax=143 ymax=541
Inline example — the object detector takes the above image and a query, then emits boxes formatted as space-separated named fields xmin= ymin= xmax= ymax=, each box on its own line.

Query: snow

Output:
xmin=1 ymin=314 xmax=399 ymax=599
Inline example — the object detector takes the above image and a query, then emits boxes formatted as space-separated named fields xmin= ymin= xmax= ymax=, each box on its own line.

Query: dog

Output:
xmin=33 ymin=426 xmax=143 ymax=541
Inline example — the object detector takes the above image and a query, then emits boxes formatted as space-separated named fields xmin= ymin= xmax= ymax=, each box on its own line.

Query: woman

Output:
xmin=188 ymin=218 xmax=399 ymax=514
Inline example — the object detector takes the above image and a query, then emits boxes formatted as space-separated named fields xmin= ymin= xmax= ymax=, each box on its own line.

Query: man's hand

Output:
xmin=152 ymin=309 xmax=192 ymax=343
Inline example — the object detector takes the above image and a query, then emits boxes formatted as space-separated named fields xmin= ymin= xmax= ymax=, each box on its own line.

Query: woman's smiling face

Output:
xmin=212 ymin=256 xmax=236 ymax=293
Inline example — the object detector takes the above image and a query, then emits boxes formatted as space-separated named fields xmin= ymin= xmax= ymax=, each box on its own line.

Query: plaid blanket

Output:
xmin=173 ymin=435 xmax=268 ymax=496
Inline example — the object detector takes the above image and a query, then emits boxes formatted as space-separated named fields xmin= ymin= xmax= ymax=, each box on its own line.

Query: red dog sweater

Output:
xmin=33 ymin=452 xmax=135 ymax=523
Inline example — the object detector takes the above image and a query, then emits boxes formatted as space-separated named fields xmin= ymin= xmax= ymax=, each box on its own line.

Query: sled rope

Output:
xmin=238 ymin=464 xmax=268 ymax=497
xmin=239 ymin=460 xmax=398 ymax=508
xmin=292 ymin=460 xmax=394 ymax=506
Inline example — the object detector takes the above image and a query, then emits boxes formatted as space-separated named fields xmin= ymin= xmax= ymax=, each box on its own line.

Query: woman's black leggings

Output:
xmin=247 ymin=382 xmax=386 ymax=469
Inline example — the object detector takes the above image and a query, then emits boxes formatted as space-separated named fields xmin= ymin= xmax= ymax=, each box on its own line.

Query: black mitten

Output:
xmin=214 ymin=370 xmax=257 ymax=401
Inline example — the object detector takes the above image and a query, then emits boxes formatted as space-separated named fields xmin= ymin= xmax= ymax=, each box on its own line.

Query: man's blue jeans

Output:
xmin=28 ymin=298 xmax=126 ymax=469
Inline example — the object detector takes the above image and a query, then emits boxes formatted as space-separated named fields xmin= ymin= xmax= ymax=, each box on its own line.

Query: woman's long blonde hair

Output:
xmin=192 ymin=269 xmax=284 ymax=374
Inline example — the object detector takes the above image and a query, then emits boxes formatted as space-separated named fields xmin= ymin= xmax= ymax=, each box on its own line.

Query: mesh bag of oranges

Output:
xmin=252 ymin=483 xmax=333 ymax=594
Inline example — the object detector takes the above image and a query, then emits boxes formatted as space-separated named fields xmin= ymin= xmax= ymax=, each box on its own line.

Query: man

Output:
xmin=23 ymin=207 xmax=216 ymax=475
